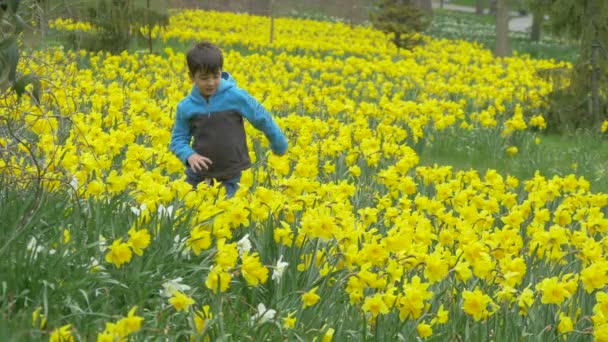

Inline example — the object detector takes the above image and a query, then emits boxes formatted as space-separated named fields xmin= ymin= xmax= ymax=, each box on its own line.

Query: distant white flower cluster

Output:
xmin=427 ymin=12 xmax=566 ymax=46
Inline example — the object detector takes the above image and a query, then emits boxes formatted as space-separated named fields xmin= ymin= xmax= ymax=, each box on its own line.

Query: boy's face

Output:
xmin=190 ymin=69 xmax=221 ymax=98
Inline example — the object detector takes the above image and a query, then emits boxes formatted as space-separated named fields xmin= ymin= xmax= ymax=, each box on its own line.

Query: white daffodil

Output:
xmin=98 ymin=234 xmax=108 ymax=252
xmin=160 ymin=277 xmax=191 ymax=298
xmin=26 ymin=237 xmax=43 ymax=259
xmin=237 ymin=234 xmax=252 ymax=257
xmin=69 ymin=175 xmax=79 ymax=189
xmin=157 ymin=204 xmax=174 ymax=218
xmin=272 ymin=255 xmax=289 ymax=283
xmin=251 ymin=303 xmax=276 ymax=324
xmin=130 ymin=203 xmax=147 ymax=216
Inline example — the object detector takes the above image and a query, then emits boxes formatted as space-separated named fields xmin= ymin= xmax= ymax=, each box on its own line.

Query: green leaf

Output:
xmin=14 ymin=14 xmax=26 ymax=35
xmin=8 ymin=0 xmax=19 ymax=13
xmin=13 ymin=73 xmax=41 ymax=103
xmin=0 ymin=37 xmax=18 ymax=83
xmin=5 ymin=39 xmax=18 ymax=82
xmin=0 ymin=37 xmax=16 ymax=50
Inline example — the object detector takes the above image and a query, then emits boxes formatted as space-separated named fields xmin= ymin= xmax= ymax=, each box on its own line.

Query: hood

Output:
xmin=188 ymin=71 xmax=236 ymax=104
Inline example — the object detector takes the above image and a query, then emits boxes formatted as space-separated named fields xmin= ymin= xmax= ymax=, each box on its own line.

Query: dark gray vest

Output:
xmin=189 ymin=110 xmax=251 ymax=178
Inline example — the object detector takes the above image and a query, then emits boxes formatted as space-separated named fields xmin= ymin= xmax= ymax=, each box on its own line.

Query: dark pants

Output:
xmin=185 ymin=168 xmax=241 ymax=198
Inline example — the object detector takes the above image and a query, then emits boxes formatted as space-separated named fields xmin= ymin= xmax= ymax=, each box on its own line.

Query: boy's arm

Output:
xmin=169 ymin=106 xmax=196 ymax=165
xmin=236 ymin=89 xmax=288 ymax=155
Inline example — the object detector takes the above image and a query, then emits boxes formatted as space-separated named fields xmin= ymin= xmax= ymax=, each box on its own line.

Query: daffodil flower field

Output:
xmin=3 ymin=8 xmax=608 ymax=341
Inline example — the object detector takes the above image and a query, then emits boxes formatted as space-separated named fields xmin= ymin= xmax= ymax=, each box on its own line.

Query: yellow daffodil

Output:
xmin=322 ymin=326 xmax=335 ymax=342
xmin=536 ymin=277 xmax=571 ymax=305
xmin=168 ymin=290 xmax=195 ymax=312
xmin=462 ymin=288 xmax=495 ymax=321
xmin=115 ymin=306 xmax=143 ymax=336
xmin=205 ymin=266 xmax=232 ymax=293
xmin=362 ymin=293 xmax=390 ymax=317
xmin=105 ymin=238 xmax=133 ymax=268
xmin=240 ymin=252 xmax=269 ymax=287
xmin=302 ymin=286 xmax=321 ymax=308
xmin=283 ymin=312 xmax=296 ymax=329
xmin=127 ymin=227 xmax=151 ymax=256
xmin=416 ymin=321 xmax=432 ymax=338
xmin=50 ymin=324 xmax=74 ymax=342
xmin=557 ymin=312 xmax=574 ymax=334
xmin=194 ymin=305 xmax=212 ymax=334
xmin=506 ymin=146 xmax=518 ymax=156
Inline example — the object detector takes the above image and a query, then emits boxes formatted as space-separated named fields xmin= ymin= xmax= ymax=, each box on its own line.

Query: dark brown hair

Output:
xmin=186 ymin=41 xmax=223 ymax=76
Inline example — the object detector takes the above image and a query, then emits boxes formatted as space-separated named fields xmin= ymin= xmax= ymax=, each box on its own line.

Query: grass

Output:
xmin=434 ymin=8 xmax=496 ymax=24
xmin=419 ymin=128 xmax=608 ymax=193
xmin=445 ymin=0 xmax=527 ymax=11
xmin=442 ymin=0 xmax=483 ymax=6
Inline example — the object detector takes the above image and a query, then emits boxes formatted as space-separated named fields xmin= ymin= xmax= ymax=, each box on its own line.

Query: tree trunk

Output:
xmin=415 ymin=0 xmax=432 ymax=14
xmin=489 ymin=0 xmax=497 ymax=15
xmin=35 ymin=0 xmax=48 ymax=38
xmin=269 ymin=0 xmax=274 ymax=43
xmin=62 ymin=0 xmax=73 ymax=17
xmin=584 ymin=0 xmax=604 ymax=125
xmin=495 ymin=0 xmax=510 ymax=57
xmin=475 ymin=0 xmax=483 ymax=15
xmin=146 ymin=0 xmax=153 ymax=53
xmin=530 ymin=6 xmax=541 ymax=42
xmin=591 ymin=40 xmax=600 ymax=123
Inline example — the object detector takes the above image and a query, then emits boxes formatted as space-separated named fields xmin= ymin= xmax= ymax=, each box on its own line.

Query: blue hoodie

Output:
xmin=170 ymin=71 xmax=288 ymax=178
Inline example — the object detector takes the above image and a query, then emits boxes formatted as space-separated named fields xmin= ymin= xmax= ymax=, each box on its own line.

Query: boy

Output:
xmin=170 ymin=41 xmax=288 ymax=197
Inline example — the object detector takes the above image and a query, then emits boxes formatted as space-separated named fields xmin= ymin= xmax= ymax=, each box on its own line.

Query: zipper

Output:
xmin=204 ymin=97 xmax=211 ymax=117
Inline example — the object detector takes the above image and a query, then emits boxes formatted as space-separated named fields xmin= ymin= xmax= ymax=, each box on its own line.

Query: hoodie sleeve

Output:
xmin=235 ymin=89 xmax=288 ymax=155
xmin=169 ymin=103 xmax=196 ymax=165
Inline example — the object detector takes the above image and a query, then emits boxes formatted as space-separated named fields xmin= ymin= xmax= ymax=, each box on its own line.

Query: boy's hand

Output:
xmin=187 ymin=153 xmax=213 ymax=173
